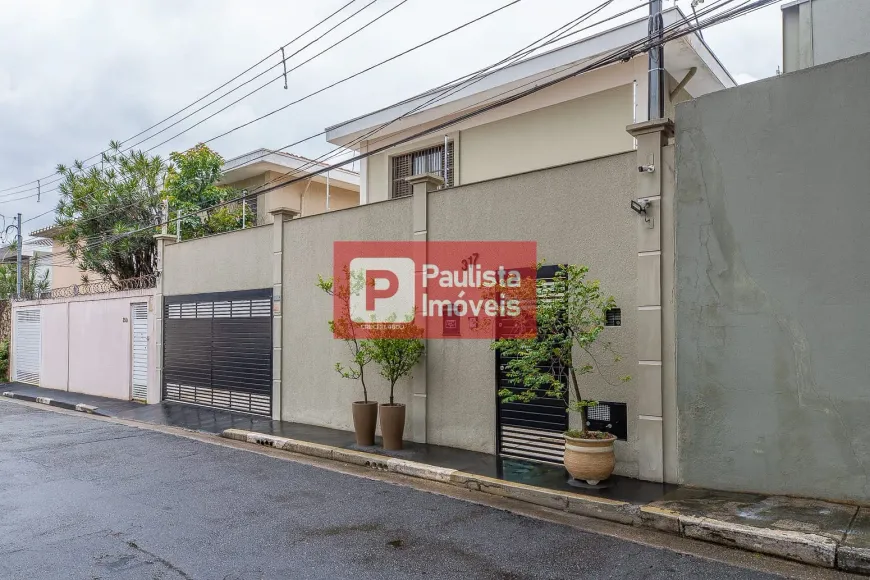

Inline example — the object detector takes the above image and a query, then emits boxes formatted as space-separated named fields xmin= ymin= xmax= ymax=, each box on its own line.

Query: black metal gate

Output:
xmin=163 ymin=289 xmax=272 ymax=416
xmin=495 ymin=265 xmax=568 ymax=464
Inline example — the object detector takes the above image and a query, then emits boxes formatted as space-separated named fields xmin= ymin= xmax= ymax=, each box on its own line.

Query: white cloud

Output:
xmin=0 ymin=0 xmax=788 ymax=232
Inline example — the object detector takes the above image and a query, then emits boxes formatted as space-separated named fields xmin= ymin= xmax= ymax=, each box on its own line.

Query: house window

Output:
xmin=390 ymin=141 xmax=454 ymax=199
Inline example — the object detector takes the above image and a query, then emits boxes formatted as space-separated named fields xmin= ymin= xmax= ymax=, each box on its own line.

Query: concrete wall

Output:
xmin=782 ymin=0 xmax=870 ymax=72
xmin=279 ymin=152 xmax=641 ymax=475
xmin=674 ymin=53 xmax=870 ymax=501
xmin=281 ymin=199 xmax=414 ymax=437
xmin=162 ymin=225 xmax=272 ymax=296
xmin=427 ymin=152 xmax=638 ymax=470
xmin=12 ymin=289 xmax=158 ymax=402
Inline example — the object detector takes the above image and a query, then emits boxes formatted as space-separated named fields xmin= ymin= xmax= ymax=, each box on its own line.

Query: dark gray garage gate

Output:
xmin=163 ymin=289 xmax=272 ymax=416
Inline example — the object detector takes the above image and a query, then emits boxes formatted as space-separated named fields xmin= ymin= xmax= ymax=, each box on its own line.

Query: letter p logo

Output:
xmin=349 ymin=258 xmax=415 ymax=323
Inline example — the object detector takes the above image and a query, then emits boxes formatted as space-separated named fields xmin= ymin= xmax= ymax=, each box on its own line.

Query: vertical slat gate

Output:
xmin=131 ymin=303 xmax=149 ymax=401
xmin=163 ymin=289 xmax=272 ymax=416
xmin=14 ymin=308 xmax=41 ymax=385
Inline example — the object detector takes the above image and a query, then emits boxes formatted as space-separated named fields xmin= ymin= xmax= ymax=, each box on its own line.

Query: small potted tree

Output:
xmin=492 ymin=264 xmax=627 ymax=485
xmin=368 ymin=318 xmax=425 ymax=451
xmin=317 ymin=270 xmax=377 ymax=447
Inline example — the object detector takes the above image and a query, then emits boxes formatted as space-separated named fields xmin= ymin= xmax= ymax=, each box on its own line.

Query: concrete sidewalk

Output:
xmin=3 ymin=383 xmax=868 ymax=574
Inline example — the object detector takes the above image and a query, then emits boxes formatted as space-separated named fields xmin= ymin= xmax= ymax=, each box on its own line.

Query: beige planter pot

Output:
xmin=379 ymin=403 xmax=406 ymax=450
xmin=564 ymin=433 xmax=617 ymax=485
xmin=351 ymin=401 xmax=378 ymax=447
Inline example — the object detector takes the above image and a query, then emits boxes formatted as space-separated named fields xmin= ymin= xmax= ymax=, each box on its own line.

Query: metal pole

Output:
xmin=242 ymin=199 xmax=247 ymax=229
xmin=15 ymin=213 xmax=22 ymax=299
xmin=161 ymin=199 xmax=169 ymax=235
xmin=176 ymin=210 xmax=182 ymax=242
xmin=648 ymin=0 xmax=665 ymax=120
xmin=326 ymin=171 xmax=330 ymax=210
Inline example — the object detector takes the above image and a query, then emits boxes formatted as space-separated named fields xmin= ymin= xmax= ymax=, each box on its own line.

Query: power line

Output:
xmin=29 ymin=0 xmax=644 ymax=267
xmin=32 ymin=0 xmax=770 ymax=269
xmin=113 ymin=0 xmax=773 ymax=243
xmin=0 ymin=0 xmax=363 ymax=197
xmin=18 ymin=0 xmax=525 ymax=232
xmin=6 ymin=0 xmax=401 ymax=206
xmin=217 ymin=0 xmax=638 ymax=198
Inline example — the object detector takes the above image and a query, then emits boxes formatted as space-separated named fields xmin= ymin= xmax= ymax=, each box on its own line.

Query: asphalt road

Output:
xmin=0 ymin=401 xmax=781 ymax=580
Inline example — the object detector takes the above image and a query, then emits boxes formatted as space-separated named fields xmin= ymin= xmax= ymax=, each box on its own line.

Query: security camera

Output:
xmin=630 ymin=199 xmax=650 ymax=215
xmin=637 ymin=164 xmax=655 ymax=173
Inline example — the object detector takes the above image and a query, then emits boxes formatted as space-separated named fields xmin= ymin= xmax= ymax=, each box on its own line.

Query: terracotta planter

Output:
xmin=564 ymin=432 xmax=617 ymax=485
xmin=352 ymin=401 xmax=378 ymax=447
xmin=379 ymin=403 xmax=406 ymax=450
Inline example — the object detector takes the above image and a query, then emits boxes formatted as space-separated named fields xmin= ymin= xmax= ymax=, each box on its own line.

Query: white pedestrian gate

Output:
xmin=131 ymin=303 xmax=148 ymax=401
xmin=14 ymin=308 xmax=41 ymax=385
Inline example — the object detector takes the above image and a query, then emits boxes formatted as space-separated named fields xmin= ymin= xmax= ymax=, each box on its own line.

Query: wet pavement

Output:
xmin=0 ymin=382 xmax=676 ymax=504
xmin=0 ymin=400 xmax=786 ymax=579
xmin=645 ymin=488 xmax=858 ymax=542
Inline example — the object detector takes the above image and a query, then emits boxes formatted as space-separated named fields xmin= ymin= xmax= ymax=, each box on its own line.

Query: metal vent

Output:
xmin=586 ymin=401 xmax=628 ymax=440
xmin=605 ymin=308 xmax=621 ymax=327
xmin=390 ymin=141 xmax=454 ymax=199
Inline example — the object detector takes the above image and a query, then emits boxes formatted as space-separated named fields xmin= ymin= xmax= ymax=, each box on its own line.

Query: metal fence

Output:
xmin=13 ymin=274 xmax=158 ymax=302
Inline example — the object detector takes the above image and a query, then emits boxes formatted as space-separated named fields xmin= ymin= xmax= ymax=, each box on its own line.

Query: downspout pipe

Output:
xmin=648 ymin=0 xmax=665 ymax=120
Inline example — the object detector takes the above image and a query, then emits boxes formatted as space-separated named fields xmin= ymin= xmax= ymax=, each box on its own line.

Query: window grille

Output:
xmin=390 ymin=141 xmax=454 ymax=199
xmin=605 ymin=308 xmax=621 ymax=327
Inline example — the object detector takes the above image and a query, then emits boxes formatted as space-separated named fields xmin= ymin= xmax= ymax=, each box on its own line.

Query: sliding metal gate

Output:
xmin=495 ymin=265 xmax=568 ymax=464
xmin=163 ymin=289 xmax=272 ymax=416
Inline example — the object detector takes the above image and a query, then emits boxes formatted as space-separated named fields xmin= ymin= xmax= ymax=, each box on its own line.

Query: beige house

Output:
xmin=219 ymin=149 xmax=360 ymax=223
xmin=25 ymin=226 xmax=91 ymax=289
xmin=326 ymin=7 xmax=732 ymax=203
xmin=151 ymin=7 xmax=735 ymax=485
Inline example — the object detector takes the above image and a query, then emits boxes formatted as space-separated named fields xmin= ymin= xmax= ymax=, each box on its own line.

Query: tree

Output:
xmin=55 ymin=142 xmax=165 ymax=286
xmin=368 ymin=317 xmax=425 ymax=406
xmin=316 ymin=269 xmax=375 ymax=403
xmin=491 ymin=264 xmax=627 ymax=438
xmin=55 ymin=142 xmax=250 ymax=287
xmin=164 ymin=144 xmax=252 ymax=240
xmin=0 ymin=253 xmax=50 ymax=300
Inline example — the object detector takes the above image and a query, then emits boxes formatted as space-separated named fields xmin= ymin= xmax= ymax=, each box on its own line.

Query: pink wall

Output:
xmin=13 ymin=290 xmax=156 ymax=402
xmin=40 ymin=303 xmax=69 ymax=392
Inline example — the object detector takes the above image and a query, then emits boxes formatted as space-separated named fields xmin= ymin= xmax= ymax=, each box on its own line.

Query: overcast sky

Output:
xmin=0 ymin=0 xmax=787 ymax=233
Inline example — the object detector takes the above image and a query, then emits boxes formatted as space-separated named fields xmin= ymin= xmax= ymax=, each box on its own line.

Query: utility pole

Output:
xmin=648 ymin=0 xmax=665 ymax=120
xmin=15 ymin=213 xmax=22 ymax=299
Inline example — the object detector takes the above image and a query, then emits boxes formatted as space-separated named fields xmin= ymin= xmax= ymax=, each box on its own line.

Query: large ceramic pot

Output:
xmin=564 ymin=432 xmax=617 ymax=485
xmin=379 ymin=403 xmax=406 ymax=450
xmin=352 ymin=401 xmax=378 ymax=447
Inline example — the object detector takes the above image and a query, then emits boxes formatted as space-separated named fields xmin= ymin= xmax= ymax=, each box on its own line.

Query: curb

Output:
xmin=221 ymin=429 xmax=640 ymax=526
xmin=221 ymin=428 xmax=870 ymax=573
xmin=1 ymin=391 xmax=107 ymax=416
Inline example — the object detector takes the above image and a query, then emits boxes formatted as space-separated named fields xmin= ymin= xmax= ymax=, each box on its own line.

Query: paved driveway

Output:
xmin=0 ymin=401 xmax=779 ymax=579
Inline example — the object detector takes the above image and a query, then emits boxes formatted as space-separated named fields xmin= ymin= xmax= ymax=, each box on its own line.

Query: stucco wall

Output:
xmin=162 ymin=225 xmax=272 ymax=296
xmin=12 ymin=289 xmax=157 ymax=402
xmin=281 ymin=199 xmax=414 ymax=436
xmin=458 ymin=85 xmax=634 ymax=185
xmin=674 ymin=53 xmax=870 ymax=501
xmin=262 ymin=172 xmax=359 ymax=222
xmin=280 ymin=153 xmax=639 ymax=473
xmin=427 ymin=152 xmax=638 ymax=469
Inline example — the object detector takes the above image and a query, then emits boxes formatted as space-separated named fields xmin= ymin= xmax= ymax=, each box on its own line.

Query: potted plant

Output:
xmin=492 ymin=264 xmax=628 ymax=485
xmin=368 ymin=318 xmax=425 ymax=451
xmin=317 ymin=270 xmax=378 ymax=447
